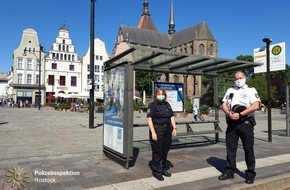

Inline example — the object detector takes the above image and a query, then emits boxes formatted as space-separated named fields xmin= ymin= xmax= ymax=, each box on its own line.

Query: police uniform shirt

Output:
xmin=222 ymin=84 xmax=261 ymax=117
xmin=147 ymin=101 xmax=174 ymax=124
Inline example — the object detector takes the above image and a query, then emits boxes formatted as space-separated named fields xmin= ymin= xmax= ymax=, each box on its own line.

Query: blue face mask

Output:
xmin=157 ymin=95 xmax=165 ymax=101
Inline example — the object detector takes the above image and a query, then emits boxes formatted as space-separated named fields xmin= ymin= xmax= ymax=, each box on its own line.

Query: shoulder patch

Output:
xmin=147 ymin=108 xmax=150 ymax=114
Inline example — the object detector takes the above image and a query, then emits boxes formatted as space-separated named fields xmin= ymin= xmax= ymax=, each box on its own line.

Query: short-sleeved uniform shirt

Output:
xmin=222 ymin=84 xmax=261 ymax=117
xmin=147 ymin=101 xmax=174 ymax=124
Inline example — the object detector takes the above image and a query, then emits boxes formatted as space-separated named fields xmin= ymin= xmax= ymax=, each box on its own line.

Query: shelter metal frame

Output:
xmin=103 ymin=45 xmax=262 ymax=168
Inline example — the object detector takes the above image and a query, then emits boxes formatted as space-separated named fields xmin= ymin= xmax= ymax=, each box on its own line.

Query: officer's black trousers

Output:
xmin=150 ymin=124 xmax=172 ymax=174
xmin=225 ymin=121 xmax=255 ymax=172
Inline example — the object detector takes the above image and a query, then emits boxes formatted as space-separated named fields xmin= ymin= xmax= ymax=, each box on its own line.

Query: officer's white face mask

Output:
xmin=157 ymin=95 xmax=165 ymax=101
xmin=235 ymin=78 xmax=246 ymax=88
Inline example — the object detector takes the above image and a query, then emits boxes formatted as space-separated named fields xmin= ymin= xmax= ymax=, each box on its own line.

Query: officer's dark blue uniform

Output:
xmin=147 ymin=100 xmax=174 ymax=180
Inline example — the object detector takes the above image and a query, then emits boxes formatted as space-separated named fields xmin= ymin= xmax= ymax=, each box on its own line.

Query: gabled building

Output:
xmin=81 ymin=38 xmax=109 ymax=98
xmin=112 ymin=0 xmax=218 ymax=99
xmin=45 ymin=25 xmax=82 ymax=105
xmin=10 ymin=28 xmax=45 ymax=106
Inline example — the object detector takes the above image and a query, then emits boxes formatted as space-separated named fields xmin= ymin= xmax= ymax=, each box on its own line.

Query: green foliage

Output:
xmin=201 ymin=76 xmax=214 ymax=107
xmin=133 ymin=101 xmax=145 ymax=111
xmin=135 ymin=71 xmax=155 ymax=96
xmin=94 ymin=100 xmax=103 ymax=106
xmin=184 ymin=96 xmax=193 ymax=113
xmin=50 ymin=102 xmax=58 ymax=110
xmin=199 ymin=105 xmax=210 ymax=115
xmin=61 ymin=102 xmax=71 ymax=110
xmin=247 ymin=73 xmax=276 ymax=104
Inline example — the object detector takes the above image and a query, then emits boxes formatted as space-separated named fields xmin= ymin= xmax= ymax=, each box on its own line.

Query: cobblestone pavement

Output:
xmin=0 ymin=107 xmax=290 ymax=190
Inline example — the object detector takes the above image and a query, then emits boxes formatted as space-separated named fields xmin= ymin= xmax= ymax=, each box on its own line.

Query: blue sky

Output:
xmin=0 ymin=0 xmax=289 ymax=73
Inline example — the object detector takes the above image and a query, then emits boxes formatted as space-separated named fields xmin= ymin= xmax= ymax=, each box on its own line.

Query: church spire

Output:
xmin=137 ymin=0 xmax=157 ymax=31
xmin=143 ymin=0 xmax=149 ymax=15
xmin=168 ymin=0 xmax=175 ymax=35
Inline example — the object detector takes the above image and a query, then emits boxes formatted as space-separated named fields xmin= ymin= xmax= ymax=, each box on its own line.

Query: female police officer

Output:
xmin=147 ymin=88 xmax=177 ymax=181
xmin=219 ymin=71 xmax=261 ymax=184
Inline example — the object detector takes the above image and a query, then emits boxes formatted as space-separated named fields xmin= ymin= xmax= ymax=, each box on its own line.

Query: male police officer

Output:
xmin=219 ymin=71 xmax=261 ymax=184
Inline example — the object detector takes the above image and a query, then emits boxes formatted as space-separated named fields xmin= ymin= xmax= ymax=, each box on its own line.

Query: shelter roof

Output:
xmin=105 ymin=45 xmax=263 ymax=76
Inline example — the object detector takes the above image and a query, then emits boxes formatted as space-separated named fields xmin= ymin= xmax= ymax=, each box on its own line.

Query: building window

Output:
xmin=69 ymin=64 xmax=74 ymax=71
xmin=27 ymin=59 xmax=33 ymax=70
xmin=94 ymin=65 xmax=99 ymax=72
xmin=199 ymin=44 xmax=205 ymax=55
xmin=62 ymin=39 xmax=65 ymax=44
xmin=100 ymin=56 xmax=103 ymax=61
xmin=87 ymin=64 xmax=90 ymax=72
xmin=95 ymin=84 xmax=100 ymax=91
xmin=68 ymin=54 xmax=71 ymax=61
xmin=96 ymin=55 xmax=99 ymax=60
xmin=71 ymin=76 xmax=77 ymax=86
xmin=190 ymin=45 xmax=194 ymax=54
xmin=18 ymin=58 xmax=23 ymax=69
xmin=174 ymin=75 xmax=179 ymax=83
xmin=17 ymin=73 xmax=23 ymax=84
xmin=27 ymin=74 xmax=32 ymax=84
xmin=48 ymin=75 xmax=55 ymax=85
xmin=209 ymin=44 xmax=214 ymax=56
xmin=66 ymin=45 xmax=69 ymax=52
xmin=59 ymin=76 xmax=66 ymax=86
xmin=36 ymin=74 xmax=39 ymax=85
xmin=64 ymin=54 xmax=67 ymax=60
xmin=87 ymin=74 xmax=90 ymax=85
xmin=95 ymin=75 xmax=99 ymax=83
xmin=36 ymin=61 xmax=40 ymax=70
xmin=52 ymin=63 xmax=57 ymax=69
xmin=58 ymin=45 xmax=61 ymax=51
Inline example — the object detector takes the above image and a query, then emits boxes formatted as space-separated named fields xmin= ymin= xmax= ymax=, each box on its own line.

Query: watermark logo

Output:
xmin=6 ymin=166 xmax=29 ymax=189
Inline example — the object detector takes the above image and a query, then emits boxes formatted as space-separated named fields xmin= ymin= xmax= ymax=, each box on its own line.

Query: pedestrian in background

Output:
xmin=218 ymin=71 xmax=261 ymax=184
xmin=193 ymin=105 xmax=198 ymax=121
xmin=147 ymin=88 xmax=177 ymax=181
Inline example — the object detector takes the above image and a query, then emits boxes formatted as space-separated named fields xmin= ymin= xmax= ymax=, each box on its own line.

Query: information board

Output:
xmin=153 ymin=82 xmax=184 ymax=112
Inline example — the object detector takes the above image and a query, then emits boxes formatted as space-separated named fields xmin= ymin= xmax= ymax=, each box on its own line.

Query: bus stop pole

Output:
xmin=286 ymin=83 xmax=290 ymax=137
xmin=263 ymin=37 xmax=272 ymax=142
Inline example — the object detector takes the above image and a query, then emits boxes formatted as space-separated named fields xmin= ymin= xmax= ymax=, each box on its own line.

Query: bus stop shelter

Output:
xmin=102 ymin=45 xmax=262 ymax=168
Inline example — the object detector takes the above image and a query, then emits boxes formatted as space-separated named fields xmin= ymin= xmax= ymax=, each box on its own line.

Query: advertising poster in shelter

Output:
xmin=103 ymin=67 xmax=125 ymax=154
xmin=154 ymin=82 xmax=183 ymax=112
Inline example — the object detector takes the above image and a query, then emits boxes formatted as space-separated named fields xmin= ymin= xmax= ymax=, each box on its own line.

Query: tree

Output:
xmin=135 ymin=71 xmax=155 ymax=97
xmin=247 ymin=73 xmax=277 ymax=104
xmin=236 ymin=55 xmax=254 ymax=78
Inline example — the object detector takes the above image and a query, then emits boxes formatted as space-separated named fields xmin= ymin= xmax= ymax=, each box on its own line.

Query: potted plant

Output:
xmin=199 ymin=104 xmax=210 ymax=118
xmin=133 ymin=101 xmax=145 ymax=113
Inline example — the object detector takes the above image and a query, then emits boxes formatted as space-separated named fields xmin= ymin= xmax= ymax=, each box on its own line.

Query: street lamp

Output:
xmin=262 ymin=37 xmax=272 ymax=142
xmin=23 ymin=45 xmax=44 ymax=110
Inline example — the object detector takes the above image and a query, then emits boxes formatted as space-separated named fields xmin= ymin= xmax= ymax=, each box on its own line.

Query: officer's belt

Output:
xmin=153 ymin=123 xmax=171 ymax=127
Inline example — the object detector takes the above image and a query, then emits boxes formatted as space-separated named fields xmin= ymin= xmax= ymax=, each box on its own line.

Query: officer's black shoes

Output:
xmin=153 ymin=172 xmax=164 ymax=181
xmin=162 ymin=170 xmax=171 ymax=177
xmin=218 ymin=172 xmax=234 ymax=180
xmin=245 ymin=170 xmax=256 ymax=184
